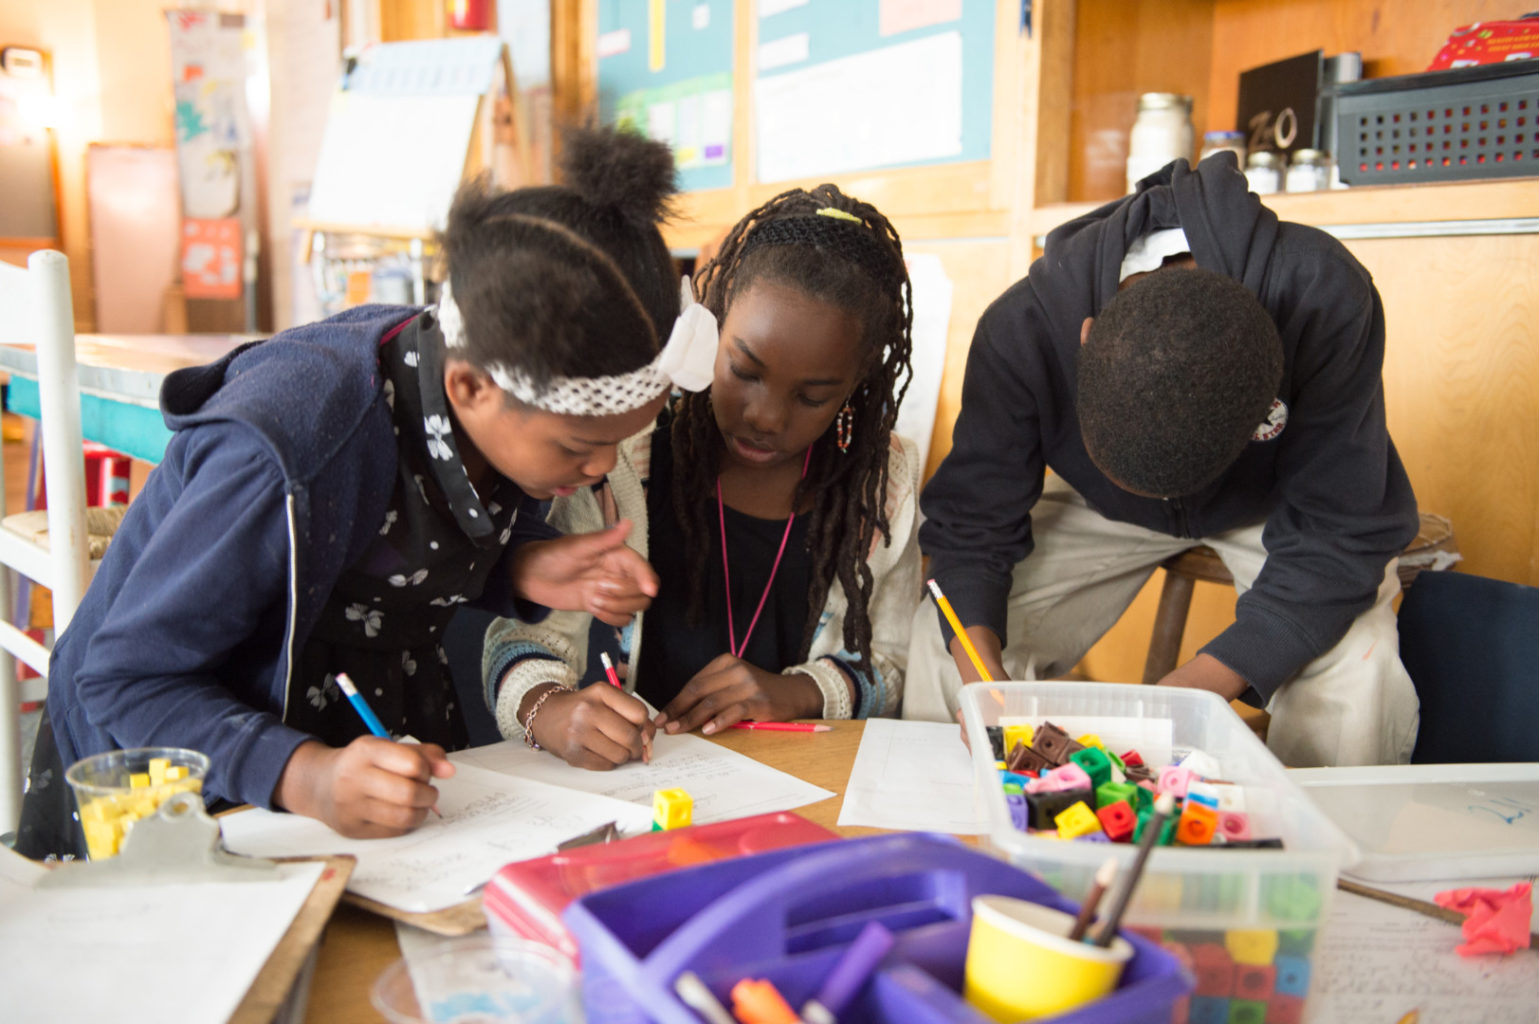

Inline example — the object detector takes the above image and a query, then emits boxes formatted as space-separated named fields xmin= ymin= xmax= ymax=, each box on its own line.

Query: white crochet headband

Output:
xmin=437 ymin=276 xmax=717 ymax=416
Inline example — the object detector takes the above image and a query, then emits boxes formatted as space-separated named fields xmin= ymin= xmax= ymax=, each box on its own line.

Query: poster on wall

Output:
xmin=166 ymin=8 xmax=253 ymax=301
xmin=597 ymin=0 xmax=735 ymax=191
xmin=181 ymin=216 xmax=242 ymax=299
xmin=752 ymin=0 xmax=993 ymax=183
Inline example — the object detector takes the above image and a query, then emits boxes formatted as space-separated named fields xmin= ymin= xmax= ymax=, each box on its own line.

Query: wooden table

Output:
xmin=302 ymin=721 xmax=874 ymax=1023
xmin=0 ymin=333 xmax=254 ymax=462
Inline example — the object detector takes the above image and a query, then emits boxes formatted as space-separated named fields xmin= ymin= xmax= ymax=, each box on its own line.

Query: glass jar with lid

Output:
xmin=1125 ymin=92 xmax=1194 ymax=193
xmin=1284 ymin=149 xmax=1331 ymax=192
xmin=1200 ymin=130 xmax=1247 ymax=168
xmin=1244 ymin=151 xmax=1284 ymax=195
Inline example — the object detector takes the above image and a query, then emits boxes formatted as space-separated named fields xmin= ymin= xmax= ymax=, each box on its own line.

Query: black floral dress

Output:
xmin=284 ymin=312 xmax=526 ymax=750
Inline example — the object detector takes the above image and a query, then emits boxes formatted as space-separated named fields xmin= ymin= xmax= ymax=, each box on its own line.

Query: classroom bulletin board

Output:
xmin=596 ymin=0 xmax=996 ymax=193
xmin=751 ymin=0 xmax=994 ymax=183
xmin=597 ymin=0 xmax=737 ymax=192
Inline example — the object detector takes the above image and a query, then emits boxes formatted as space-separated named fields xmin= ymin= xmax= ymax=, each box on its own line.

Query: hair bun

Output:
xmin=560 ymin=124 xmax=678 ymax=224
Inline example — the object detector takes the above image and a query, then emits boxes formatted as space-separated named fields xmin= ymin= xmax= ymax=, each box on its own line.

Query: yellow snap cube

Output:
xmin=148 ymin=757 xmax=170 ymax=786
xmin=652 ymin=788 xmax=693 ymax=831
xmin=1003 ymin=724 xmax=1035 ymax=755
xmin=164 ymin=764 xmax=188 ymax=782
xmin=1225 ymin=928 xmax=1279 ymax=965
xmin=82 ymin=819 xmax=120 ymax=860
xmin=128 ymin=772 xmax=151 ymax=790
xmin=1054 ymin=801 xmax=1102 ymax=839
xmin=1076 ymin=733 xmax=1106 ymax=751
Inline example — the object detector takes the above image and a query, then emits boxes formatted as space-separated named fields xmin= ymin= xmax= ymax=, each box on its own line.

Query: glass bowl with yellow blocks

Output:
xmin=65 ymin=746 xmax=210 ymax=859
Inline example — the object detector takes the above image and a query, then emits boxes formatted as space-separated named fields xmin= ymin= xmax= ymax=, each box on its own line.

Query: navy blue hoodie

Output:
xmin=921 ymin=157 xmax=1418 ymax=700
xmin=48 ymin=306 xmax=553 ymax=808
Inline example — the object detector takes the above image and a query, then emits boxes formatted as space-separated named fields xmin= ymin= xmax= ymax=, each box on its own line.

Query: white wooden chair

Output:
xmin=0 ymin=250 xmax=91 ymax=834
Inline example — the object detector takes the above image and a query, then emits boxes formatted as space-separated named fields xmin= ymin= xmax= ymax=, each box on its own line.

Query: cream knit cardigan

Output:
xmin=485 ymin=427 xmax=922 ymax=739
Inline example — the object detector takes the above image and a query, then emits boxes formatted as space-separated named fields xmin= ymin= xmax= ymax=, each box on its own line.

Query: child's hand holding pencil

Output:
xmin=519 ymin=659 xmax=657 ymax=770
xmin=270 ymin=672 xmax=456 ymax=838
xmin=273 ymin=715 xmax=456 ymax=840
xmin=927 ymin=579 xmax=1007 ymax=685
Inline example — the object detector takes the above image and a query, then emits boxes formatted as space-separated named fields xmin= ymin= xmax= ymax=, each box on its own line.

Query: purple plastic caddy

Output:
xmin=563 ymin=833 xmax=1192 ymax=1024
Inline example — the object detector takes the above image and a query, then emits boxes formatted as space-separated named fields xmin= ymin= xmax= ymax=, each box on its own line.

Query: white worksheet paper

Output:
xmin=1305 ymin=877 xmax=1539 ymax=1024
xmin=218 ymin=762 xmax=652 ymax=912
xmin=838 ymin=718 xmax=987 ymax=834
xmin=0 ymin=844 xmax=324 ymax=1024
xmin=451 ymin=731 xmax=835 ymax=824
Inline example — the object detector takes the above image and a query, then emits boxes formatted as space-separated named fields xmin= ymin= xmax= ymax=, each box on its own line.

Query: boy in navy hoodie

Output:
xmin=18 ymin=127 xmax=720 ymax=857
xmin=907 ymin=156 xmax=1420 ymax=767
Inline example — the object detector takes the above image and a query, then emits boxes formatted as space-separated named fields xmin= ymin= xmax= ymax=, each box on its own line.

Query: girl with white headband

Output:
xmin=18 ymin=127 xmax=710 ymax=857
xmin=484 ymin=185 xmax=922 ymax=766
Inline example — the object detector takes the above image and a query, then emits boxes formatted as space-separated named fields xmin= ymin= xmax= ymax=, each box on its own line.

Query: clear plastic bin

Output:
xmin=961 ymin=682 xmax=1354 ymax=1022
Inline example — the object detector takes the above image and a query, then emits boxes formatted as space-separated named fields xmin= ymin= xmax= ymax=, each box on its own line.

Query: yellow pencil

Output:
xmin=926 ymin=578 xmax=993 ymax=682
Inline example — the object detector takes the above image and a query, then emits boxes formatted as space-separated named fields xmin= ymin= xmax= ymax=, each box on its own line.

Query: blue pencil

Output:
xmin=334 ymin=672 xmax=441 ymax=818
xmin=334 ymin=672 xmax=389 ymax=737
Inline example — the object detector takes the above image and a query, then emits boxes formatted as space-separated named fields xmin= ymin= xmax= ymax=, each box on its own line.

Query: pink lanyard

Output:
xmin=717 ymin=446 xmax=812 ymax=659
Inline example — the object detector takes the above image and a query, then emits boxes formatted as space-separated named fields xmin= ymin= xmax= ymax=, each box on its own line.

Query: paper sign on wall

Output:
xmin=181 ymin=217 xmax=242 ymax=299
xmin=880 ymin=0 xmax=962 ymax=37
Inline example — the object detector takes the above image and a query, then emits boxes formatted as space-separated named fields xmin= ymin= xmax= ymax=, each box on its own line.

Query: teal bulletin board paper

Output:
xmin=753 ymin=0 xmax=994 ymax=181
xmin=598 ymin=0 xmax=736 ymax=192
xmin=614 ymin=73 xmax=734 ymax=173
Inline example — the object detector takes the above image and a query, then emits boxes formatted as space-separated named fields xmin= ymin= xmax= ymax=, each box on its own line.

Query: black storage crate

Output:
xmin=1335 ymin=60 xmax=1539 ymax=185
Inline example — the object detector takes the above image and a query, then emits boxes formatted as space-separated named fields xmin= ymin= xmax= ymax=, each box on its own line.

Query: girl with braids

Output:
xmin=18 ymin=126 xmax=715 ymax=857
xmin=484 ymin=185 xmax=922 ymax=765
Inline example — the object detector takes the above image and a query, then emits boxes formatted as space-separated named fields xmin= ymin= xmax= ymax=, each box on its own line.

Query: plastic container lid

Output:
xmin=1291 ymin=763 xmax=1539 ymax=882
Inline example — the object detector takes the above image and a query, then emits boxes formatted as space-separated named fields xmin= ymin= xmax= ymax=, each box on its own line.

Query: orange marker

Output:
xmin=731 ymin=978 xmax=801 ymax=1024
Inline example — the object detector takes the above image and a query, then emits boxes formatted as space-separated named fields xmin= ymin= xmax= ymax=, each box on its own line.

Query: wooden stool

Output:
xmin=1142 ymin=512 xmax=1458 ymax=686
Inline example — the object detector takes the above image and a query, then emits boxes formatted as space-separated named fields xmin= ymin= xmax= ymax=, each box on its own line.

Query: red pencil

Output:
xmin=603 ymin=652 xmax=652 ymax=763
xmin=729 ymin=721 xmax=832 ymax=733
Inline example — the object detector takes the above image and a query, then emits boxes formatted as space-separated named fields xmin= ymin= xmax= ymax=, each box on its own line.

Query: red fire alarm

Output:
xmin=449 ymin=0 xmax=490 ymax=32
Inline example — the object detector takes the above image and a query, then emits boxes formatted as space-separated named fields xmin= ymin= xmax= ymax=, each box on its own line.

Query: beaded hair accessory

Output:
xmin=437 ymin=275 xmax=717 ymax=416
xmin=736 ymin=207 xmax=904 ymax=288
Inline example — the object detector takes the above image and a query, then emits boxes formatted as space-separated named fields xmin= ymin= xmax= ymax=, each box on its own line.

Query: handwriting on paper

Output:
xmin=450 ymin=732 xmax=834 ymax=824
xmin=219 ymin=763 xmax=651 ymax=912
xmin=1308 ymin=888 xmax=1539 ymax=1024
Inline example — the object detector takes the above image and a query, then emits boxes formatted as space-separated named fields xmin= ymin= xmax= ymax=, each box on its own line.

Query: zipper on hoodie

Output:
xmin=1165 ymin=496 xmax=1193 ymax=539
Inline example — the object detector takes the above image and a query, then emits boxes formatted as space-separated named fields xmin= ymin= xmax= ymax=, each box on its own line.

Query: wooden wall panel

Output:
xmin=1067 ymin=0 xmax=1214 ymax=202
xmin=1361 ymin=232 xmax=1539 ymax=586
xmin=1207 ymin=0 xmax=1517 ymax=134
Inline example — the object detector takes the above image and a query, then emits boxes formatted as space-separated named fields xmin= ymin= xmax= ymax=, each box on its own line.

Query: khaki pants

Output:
xmin=904 ymin=479 xmax=1419 ymax=767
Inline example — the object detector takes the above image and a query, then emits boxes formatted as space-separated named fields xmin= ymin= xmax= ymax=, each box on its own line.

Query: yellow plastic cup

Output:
xmin=963 ymin=895 xmax=1133 ymax=1022
xmin=65 ymin=747 xmax=209 ymax=859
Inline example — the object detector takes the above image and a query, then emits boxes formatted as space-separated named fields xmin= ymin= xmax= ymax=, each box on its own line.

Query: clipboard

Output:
xmin=5 ymin=793 xmax=356 ymax=1024
xmin=216 ymin=804 xmax=486 ymax=937
xmin=230 ymin=854 xmax=355 ymax=1023
xmin=346 ymin=890 xmax=486 ymax=937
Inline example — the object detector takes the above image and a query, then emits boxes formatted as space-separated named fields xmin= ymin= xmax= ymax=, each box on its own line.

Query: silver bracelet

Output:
xmin=522 ymin=684 xmax=566 ymax=750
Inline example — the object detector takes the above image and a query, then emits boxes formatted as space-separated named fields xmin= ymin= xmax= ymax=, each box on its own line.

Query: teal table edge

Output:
xmin=6 ymin=377 xmax=172 ymax=464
